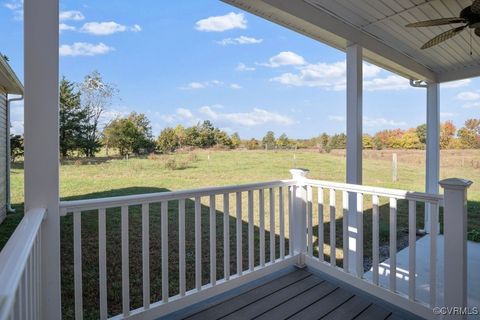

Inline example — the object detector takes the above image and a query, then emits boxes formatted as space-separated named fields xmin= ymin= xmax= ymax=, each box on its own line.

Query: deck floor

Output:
xmin=173 ymin=268 xmax=420 ymax=320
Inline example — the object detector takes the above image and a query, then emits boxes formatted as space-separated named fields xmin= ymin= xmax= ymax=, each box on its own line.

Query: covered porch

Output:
xmin=0 ymin=0 xmax=478 ymax=319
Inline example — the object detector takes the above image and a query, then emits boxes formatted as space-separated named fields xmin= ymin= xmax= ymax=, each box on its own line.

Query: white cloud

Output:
xmin=462 ymin=102 xmax=480 ymax=109
xmin=236 ymin=63 xmax=255 ymax=72
xmin=199 ymin=106 xmax=295 ymax=126
xmin=456 ymin=91 xmax=480 ymax=101
xmin=442 ymin=79 xmax=471 ymax=89
xmin=160 ymin=108 xmax=198 ymax=124
xmin=59 ymin=10 xmax=85 ymax=21
xmin=364 ymin=75 xmax=410 ymax=91
xmin=363 ymin=117 xmax=407 ymax=128
xmin=176 ymin=108 xmax=193 ymax=119
xmin=4 ymin=0 xmax=22 ymax=20
xmin=59 ymin=23 xmax=76 ymax=32
xmin=180 ymin=80 xmax=224 ymax=90
xmin=59 ymin=42 xmax=114 ymax=57
xmin=328 ymin=115 xmax=345 ymax=122
xmin=10 ymin=99 xmax=24 ymax=134
xmin=195 ymin=12 xmax=247 ymax=32
xmin=270 ymin=60 xmax=413 ymax=91
xmin=261 ymin=51 xmax=306 ymax=68
xmin=216 ymin=36 xmax=263 ymax=46
xmin=80 ymin=22 xmax=141 ymax=35
xmin=230 ymin=84 xmax=242 ymax=89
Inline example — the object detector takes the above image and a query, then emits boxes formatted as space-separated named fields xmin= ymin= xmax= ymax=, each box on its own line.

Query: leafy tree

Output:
xmin=103 ymin=112 xmax=153 ymax=156
xmin=416 ymin=124 xmax=427 ymax=145
xmin=128 ymin=112 xmax=155 ymax=154
xmin=79 ymin=71 xmax=116 ymax=157
xmin=319 ymin=133 xmax=329 ymax=151
xmin=362 ymin=134 xmax=374 ymax=149
xmin=157 ymin=128 xmax=180 ymax=153
xmin=399 ymin=129 xmax=422 ymax=149
xmin=197 ymin=120 xmax=216 ymax=148
xmin=184 ymin=126 xmax=199 ymax=147
xmin=59 ymin=77 xmax=86 ymax=158
xmin=174 ymin=125 xmax=187 ymax=147
xmin=247 ymin=138 xmax=259 ymax=150
xmin=10 ymin=134 xmax=23 ymax=163
xmin=214 ymin=129 xmax=233 ymax=148
xmin=262 ymin=131 xmax=276 ymax=150
xmin=465 ymin=119 xmax=480 ymax=134
xmin=440 ymin=121 xmax=456 ymax=149
xmin=328 ymin=133 xmax=347 ymax=149
xmin=276 ymin=133 xmax=290 ymax=149
xmin=231 ymin=132 xmax=241 ymax=148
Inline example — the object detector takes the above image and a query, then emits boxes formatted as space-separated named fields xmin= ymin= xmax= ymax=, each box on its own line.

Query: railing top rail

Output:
xmin=304 ymin=178 xmax=444 ymax=203
xmin=0 ymin=208 xmax=45 ymax=319
xmin=60 ymin=179 xmax=296 ymax=215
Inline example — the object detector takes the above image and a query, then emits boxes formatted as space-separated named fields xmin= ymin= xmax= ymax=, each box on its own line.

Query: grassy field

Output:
xmin=1 ymin=149 xmax=479 ymax=319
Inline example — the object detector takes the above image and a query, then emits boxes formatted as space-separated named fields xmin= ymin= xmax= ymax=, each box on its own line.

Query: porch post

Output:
xmin=425 ymin=83 xmax=440 ymax=234
xmin=290 ymin=169 xmax=309 ymax=265
xmin=24 ymin=0 xmax=61 ymax=319
xmin=439 ymin=178 xmax=472 ymax=320
xmin=346 ymin=43 xmax=363 ymax=275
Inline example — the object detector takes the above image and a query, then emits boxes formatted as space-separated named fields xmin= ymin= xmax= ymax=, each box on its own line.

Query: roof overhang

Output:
xmin=222 ymin=0 xmax=480 ymax=83
xmin=0 ymin=55 xmax=24 ymax=95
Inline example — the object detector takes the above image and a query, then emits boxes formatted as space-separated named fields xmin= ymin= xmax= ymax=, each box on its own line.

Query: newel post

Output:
xmin=439 ymin=178 xmax=472 ymax=319
xmin=290 ymin=169 xmax=309 ymax=265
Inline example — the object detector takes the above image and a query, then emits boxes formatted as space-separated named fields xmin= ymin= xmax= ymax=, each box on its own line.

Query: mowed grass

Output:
xmin=1 ymin=149 xmax=479 ymax=319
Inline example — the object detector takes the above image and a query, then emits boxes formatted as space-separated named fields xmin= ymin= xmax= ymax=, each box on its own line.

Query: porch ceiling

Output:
xmin=222 ymin=0 xmax=480 ymax=83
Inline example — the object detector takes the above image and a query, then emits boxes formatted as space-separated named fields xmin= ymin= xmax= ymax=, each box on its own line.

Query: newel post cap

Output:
xmin=439 ymin=178 xmax=473 ymax=190
xmin=290 ymin=168 xmax=310 ymax=179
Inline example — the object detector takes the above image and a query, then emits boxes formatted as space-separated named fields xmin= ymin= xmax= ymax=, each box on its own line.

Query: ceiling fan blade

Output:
xmin=472 ymin=0 xmax=480 ymax=14
xmin=406 ymin=18 xmax=467 ymax=27
xmin=421 ymin=25 xmax=467 ymax=49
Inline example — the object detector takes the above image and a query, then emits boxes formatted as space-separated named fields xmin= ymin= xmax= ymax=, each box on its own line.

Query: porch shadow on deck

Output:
xmin=165 ymin=267 xmax=423 ymax=320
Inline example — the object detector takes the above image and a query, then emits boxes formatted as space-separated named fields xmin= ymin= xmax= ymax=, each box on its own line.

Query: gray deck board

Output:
xmin=287 ymin=288 xmax=354 ymax=320
xmin=224 ymin=276 xmax=323 ymax=320
xmin=254 ymin=281 xmax=338 ymax=320
xmin=174 ymin=268 xmax=424 ymax=320
xmin=321 ymin=295 xmax=371 ymax=320
xmin=184 ymin=269 xmax=310 ymax=320
xmin=355 ymin=304 xmax=392 ymax=320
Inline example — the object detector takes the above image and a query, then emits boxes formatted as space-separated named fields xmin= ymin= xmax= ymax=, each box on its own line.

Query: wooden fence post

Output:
xmin=439 ymin=178 xmax=472 ymax=320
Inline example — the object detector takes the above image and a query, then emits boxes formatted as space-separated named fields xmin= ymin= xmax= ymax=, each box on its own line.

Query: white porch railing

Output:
xmin=59 ymin=180 xmax=298 ymax=320
xmin=0 ymin=208 xmax=45 ymax=320
xmin=0 ymin=172 xmax=472 ymax=320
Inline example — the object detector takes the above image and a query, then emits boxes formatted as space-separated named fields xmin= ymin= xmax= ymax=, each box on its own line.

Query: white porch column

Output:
xmin=24 ymin=0 xmax=61 ymax=319
xmin=425 ymin=83 xmax=440 ymax=234
xmin=346 ymin=43 xmax=363 ymax=275
xmin=440 ymin=178 xmax=472 ymax=320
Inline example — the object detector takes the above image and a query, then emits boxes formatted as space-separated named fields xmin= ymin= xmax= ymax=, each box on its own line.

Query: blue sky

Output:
xmin=1 ymin=0 xmax=479 ymax=139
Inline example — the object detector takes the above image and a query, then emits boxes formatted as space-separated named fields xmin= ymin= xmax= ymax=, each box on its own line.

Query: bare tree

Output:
xmin=79 ymin=71 xmax=116 ymax=157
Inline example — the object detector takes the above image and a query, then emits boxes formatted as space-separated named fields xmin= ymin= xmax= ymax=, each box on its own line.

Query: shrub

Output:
xmin=164 ymin=158 xmax=177 ymax=170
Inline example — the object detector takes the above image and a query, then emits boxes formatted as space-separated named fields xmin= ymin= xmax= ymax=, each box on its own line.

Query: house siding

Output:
xmin=0 ymin=89 xmax=7 ymax=224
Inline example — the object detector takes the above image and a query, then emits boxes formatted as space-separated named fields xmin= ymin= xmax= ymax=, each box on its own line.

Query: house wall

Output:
xmin=0 ymin=88 xmax=7 ymax=224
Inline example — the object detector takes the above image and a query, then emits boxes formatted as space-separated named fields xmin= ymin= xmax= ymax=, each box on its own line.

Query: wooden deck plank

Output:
xmin=354 ymin=304 xmax=392 ymax=320
xmin=254 ymin=281 xmax=338 ymax=320
xmin=321 ymin=295 xmax=372 ymax=320
xmin=223 ymin=276 xmax=323 ymax=320
xmin=287 ymin=288 xmax=354 ymax=320
xmin=184 ymin=269 xmax=310 ymax=320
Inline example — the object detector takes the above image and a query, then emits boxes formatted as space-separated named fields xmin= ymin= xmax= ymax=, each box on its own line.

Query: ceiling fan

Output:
xmin=405 ymin=0 xmax=480 ymax=49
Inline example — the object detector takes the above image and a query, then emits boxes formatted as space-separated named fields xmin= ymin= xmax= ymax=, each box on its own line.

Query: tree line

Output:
xmin=8 ymin=71 xmax=480 ymax=160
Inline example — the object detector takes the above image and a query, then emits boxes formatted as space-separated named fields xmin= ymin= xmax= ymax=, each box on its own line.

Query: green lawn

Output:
xmin=1 ymin=149 xmax=479 ymax=319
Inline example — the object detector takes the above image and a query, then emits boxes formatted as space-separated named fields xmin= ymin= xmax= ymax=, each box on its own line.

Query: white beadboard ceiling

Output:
xmin=222 ymin=0 xmax=480 ymax=83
